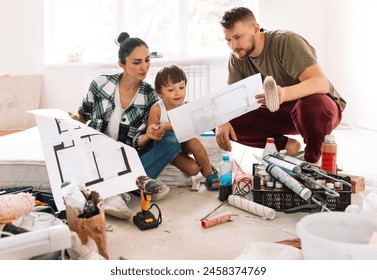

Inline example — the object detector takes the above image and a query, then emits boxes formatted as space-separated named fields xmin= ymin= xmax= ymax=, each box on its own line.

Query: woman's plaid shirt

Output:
xmin=78 ymin=73 xmax=158 ymax=148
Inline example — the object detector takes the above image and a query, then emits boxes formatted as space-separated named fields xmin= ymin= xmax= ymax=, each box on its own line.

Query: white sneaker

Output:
xmin=151 ymin=178 xmax=170 ymax=201
xmin=104 ymin=193 xmax=132 ymax=220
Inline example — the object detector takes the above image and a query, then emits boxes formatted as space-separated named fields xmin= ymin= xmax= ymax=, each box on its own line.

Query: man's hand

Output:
xmin=215 ymin=122 xmax=237 ymax=152
xmin=255 ymin=85 xmax=284 ymax=107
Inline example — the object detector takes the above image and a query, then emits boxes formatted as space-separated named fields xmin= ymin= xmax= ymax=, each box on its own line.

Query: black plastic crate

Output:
xmin=251 ymin=164 xmax=352 ymax=212
xmin=252 ymin=186 xmax=351 ymax=211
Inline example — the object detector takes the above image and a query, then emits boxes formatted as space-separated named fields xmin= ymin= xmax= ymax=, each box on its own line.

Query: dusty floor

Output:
xmin=104 ymin=125 xmax=376 ymax=260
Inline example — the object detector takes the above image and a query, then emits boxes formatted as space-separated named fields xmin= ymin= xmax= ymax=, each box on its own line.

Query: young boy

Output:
xmin=149 ymin=64 xmax=220 ymax=190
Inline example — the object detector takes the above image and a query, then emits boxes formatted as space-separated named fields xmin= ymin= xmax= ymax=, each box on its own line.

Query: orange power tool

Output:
xmin=133 ymin=176 xmax=163 ymax=230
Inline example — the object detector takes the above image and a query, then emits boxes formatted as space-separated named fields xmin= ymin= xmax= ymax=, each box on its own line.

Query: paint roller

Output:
xmin=264 ymin=76 xmax=280 ymax=112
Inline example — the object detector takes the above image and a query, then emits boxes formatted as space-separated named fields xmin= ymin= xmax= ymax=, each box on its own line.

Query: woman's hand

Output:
xmin=68 ymin=112 xmax=85 ymax=123
xmin=146 ymin=123 xmax=166 ymax=140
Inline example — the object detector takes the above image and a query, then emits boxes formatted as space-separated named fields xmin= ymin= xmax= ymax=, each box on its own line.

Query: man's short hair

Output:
xmin=220 ymin=7 xmax=256 ymax=29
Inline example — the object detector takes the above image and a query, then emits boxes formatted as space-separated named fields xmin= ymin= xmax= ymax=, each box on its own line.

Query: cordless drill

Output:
xmin=133 ymin=176 xmax=163 ymax=230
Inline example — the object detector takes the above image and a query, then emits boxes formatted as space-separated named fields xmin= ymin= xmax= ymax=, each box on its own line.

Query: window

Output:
xmin=44 ymin=0 xmax=258 ymax=64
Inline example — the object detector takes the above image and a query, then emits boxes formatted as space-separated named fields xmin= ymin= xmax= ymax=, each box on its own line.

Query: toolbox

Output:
xmin=251 ymin=164 xmax=352 ymax=212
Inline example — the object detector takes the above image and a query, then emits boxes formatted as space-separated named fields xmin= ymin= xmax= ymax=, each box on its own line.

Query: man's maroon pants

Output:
xmin=230 ymin=94 xmax=342 ymax=163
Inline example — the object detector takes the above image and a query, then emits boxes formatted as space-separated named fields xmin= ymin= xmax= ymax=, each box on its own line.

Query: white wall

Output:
xmin=326 ymin=0 xmax=377 ymax=130
xmin=0 ymin=0 xmax=44 ymax=75
xmin=259 ymin=0 xmax=328 ymax=64
xmin=1 ymin=0 xmax=376 ymax=130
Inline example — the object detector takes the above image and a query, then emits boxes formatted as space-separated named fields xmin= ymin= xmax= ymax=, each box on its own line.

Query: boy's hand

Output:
xmin=147 ymin=124 xmax=165 ymax=140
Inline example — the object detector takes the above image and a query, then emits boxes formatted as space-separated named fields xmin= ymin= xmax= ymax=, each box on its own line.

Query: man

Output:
xmin=216 ymin=7 xmax=346 ymax=164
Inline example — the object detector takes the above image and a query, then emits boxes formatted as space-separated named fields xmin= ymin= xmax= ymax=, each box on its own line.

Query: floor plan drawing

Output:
xmin=30 ymin=109 xmax=145 ymax=210
xmin=168 ymin=73 xmax=263 ymax=142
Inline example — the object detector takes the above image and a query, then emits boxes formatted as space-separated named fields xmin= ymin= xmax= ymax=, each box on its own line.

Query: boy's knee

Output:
xmin=186 ymin=163 xmax=201 ymax=176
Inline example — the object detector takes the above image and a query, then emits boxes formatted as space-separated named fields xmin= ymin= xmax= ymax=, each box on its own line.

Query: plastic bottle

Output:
xmin=262 ymin=137 xmax=278 ymax=159
xmin=321 ymin=135 xmax=337 ymax=174
xmin=218 ymin=155 xmax=233 ymax=202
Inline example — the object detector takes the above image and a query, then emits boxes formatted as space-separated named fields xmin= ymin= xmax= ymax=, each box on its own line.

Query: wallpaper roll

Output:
xmin=228 ymin=195 xmax=276 ymax=220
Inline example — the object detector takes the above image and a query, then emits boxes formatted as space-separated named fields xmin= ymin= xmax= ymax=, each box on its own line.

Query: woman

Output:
xmin=69 ymin=32 xmax=180 ymax=220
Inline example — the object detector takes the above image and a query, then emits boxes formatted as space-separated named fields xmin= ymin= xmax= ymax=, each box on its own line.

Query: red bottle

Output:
xmin=321 ymin=135 xmax=337 ymax=174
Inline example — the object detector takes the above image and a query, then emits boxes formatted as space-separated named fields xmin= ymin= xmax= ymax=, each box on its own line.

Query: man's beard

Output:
xmin=234 ymin=37 xmax=255 ymax=59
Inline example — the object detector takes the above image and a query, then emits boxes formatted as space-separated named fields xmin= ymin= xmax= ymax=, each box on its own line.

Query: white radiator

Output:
xmin=146 ymin=65 xmax=209 ymax=101
xmin=99 ymin=64 xmax=209 ymax=101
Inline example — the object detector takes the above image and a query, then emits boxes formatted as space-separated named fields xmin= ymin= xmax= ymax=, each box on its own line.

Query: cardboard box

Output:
xmin=338 ymin=173 xmax=365 ymax=193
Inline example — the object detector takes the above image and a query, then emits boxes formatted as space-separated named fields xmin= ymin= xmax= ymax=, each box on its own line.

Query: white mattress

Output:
xmin=0 ymin=127 xmax=50 ymax=191
xmin=0 ymin=128 xmax=226 ymax=191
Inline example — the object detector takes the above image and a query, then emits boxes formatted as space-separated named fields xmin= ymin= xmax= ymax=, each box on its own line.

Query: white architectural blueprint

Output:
xmin=168 ymin=73 xmax=263 ymax=143
xmin=30 ymin=109 xmax=145 ymax=211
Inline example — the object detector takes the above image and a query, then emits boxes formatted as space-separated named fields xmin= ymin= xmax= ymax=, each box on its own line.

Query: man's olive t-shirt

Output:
xmin=227 ymin=30 xmax=346 ymax=111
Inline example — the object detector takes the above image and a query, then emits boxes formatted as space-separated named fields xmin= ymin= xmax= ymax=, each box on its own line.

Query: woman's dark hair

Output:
xmin=154 ymin=64 xmax=187 ymax=93
xmin=116 ymin=32 xmax=149 ymax=64
xmin=220 ymin=7 xmax=256 ymax=29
